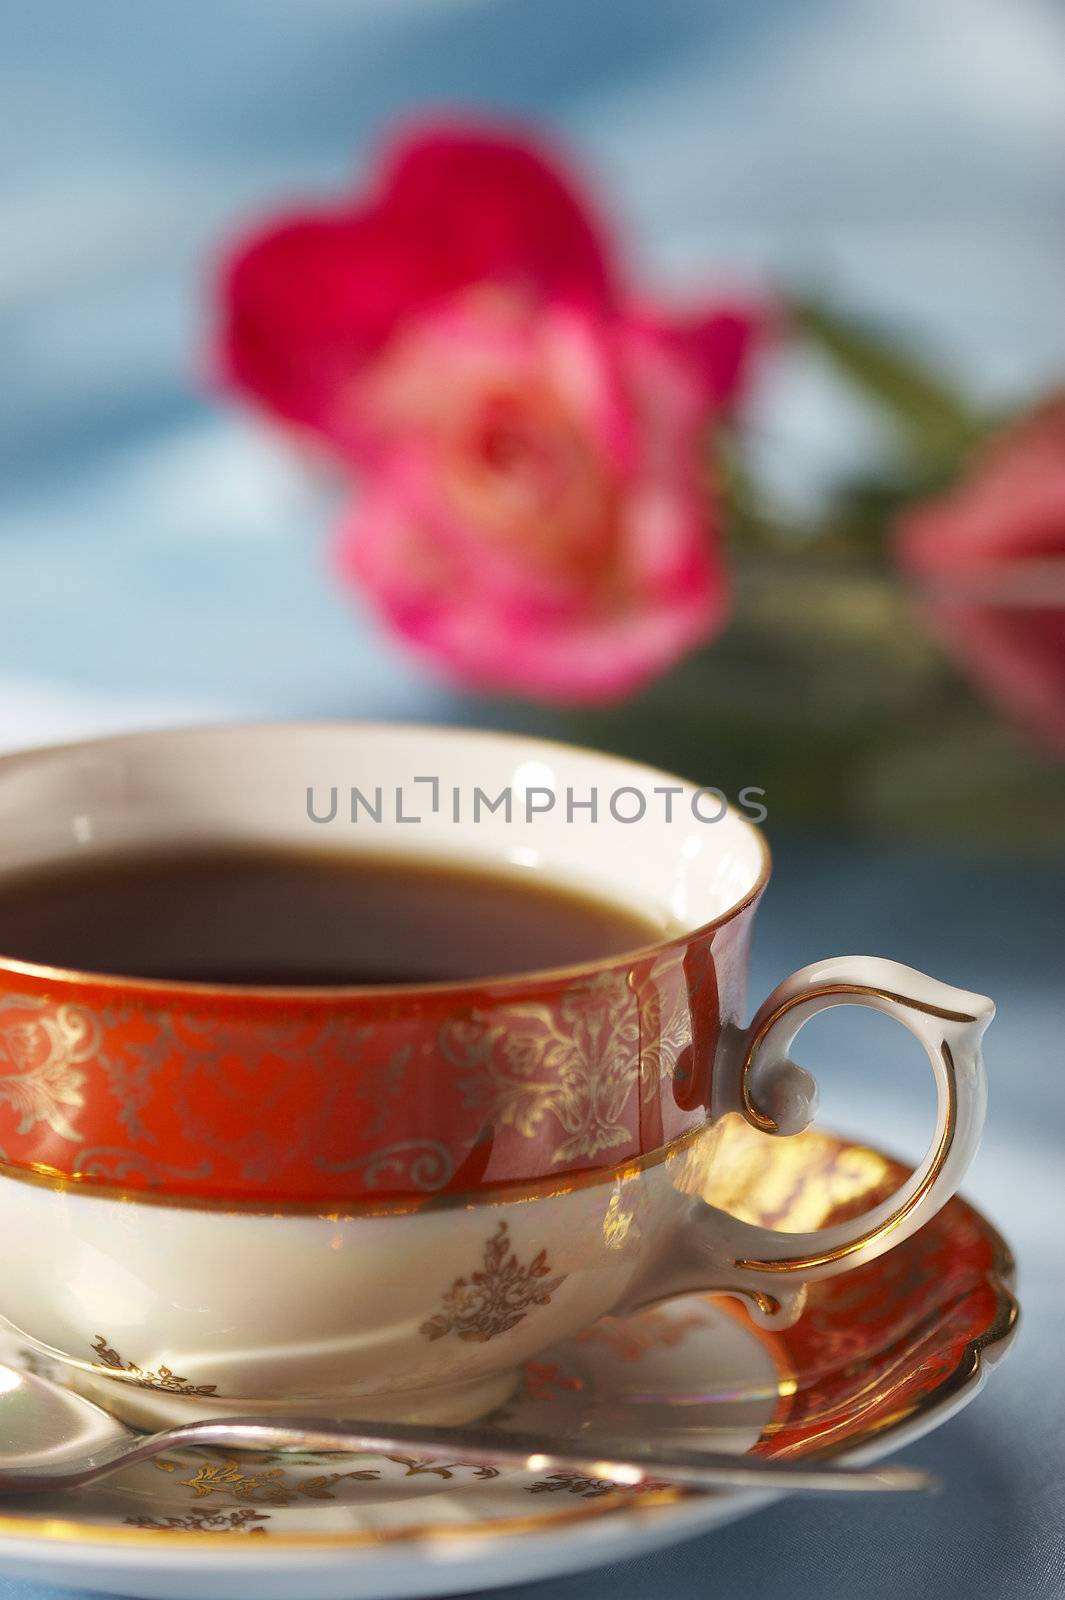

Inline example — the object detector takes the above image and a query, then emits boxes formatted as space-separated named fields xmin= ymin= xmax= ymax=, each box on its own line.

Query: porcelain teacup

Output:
xmin=0 ymin=724 xmax=992 ymax=1425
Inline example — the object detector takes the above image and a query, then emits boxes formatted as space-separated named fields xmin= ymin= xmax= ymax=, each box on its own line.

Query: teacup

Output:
xmin=0 ymin=724 xmax=992 ymax=1426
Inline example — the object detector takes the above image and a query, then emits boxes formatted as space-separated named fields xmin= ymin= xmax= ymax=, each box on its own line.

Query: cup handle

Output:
xmin=620 ymin=956 xmax=993 ymax=1329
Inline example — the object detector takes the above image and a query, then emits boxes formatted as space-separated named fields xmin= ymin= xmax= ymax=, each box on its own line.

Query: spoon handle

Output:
xmin=1 ymin=1413 xmax=935 ymax=1496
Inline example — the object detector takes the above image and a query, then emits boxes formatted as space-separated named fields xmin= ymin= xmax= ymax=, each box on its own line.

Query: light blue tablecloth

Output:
xmin=1 ymin=3 xmax=1062 ymax=1596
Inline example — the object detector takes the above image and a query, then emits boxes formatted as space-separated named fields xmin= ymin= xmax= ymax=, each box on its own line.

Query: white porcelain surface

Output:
xmin=0 ymin=1149 xmax=696 ymax=1428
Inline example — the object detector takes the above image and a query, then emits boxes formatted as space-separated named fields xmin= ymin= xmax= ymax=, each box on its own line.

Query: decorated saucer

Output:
xmin=0 ymin=1121 xmax=1016 ymax=1600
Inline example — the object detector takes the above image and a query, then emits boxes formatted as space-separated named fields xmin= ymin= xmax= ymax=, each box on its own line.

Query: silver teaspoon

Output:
xmin=0 ymin=1364 xmax=932 ymax=1496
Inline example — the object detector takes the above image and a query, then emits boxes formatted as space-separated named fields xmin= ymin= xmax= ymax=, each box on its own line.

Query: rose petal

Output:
xmin=630 ymin=301 xmax=767 ymax=414
xmin=335 ymin=474 xmax=724 ymax=705
xmin=382 ymin=122 xmax=617 ymax=311
xmin=897 ymin=398 xmax=1065 ymax=756
xmin=217 ymin=207 xmax=445 ymax=452
xmin=902 ymin=465 xmax=1065 ymax=568
xmin=218 ymin=121 xmax=619 ymax=455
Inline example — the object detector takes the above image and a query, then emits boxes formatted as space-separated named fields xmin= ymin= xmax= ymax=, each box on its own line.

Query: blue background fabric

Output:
xmin=1 ymin=2 xmax=1063 ymax=1596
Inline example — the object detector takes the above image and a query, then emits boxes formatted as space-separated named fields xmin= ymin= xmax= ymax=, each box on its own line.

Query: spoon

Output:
xmin=0 ymin=1364 xmax=932 ymax=1496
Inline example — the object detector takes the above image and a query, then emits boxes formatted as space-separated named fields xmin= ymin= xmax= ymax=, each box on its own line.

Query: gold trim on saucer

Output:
xmin=771 ymin=1213 xmax=1018 ymax=1462
xmin=0 ymin=1488 xmax=684 ymax=1551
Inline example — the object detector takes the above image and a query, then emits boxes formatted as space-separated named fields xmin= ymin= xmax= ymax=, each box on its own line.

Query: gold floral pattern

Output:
xmin=167 ymin=1452 xmax=501 ymax=1506
xmin=181 ymin=1461 xmax=291 ymax=1504
xmin=631 ymin=952 xmax=699 ymax=1105
xmin=70 ymin=1148 xmax=214 ymax=1187
xmin=90 ymin=1335 xmax=219 ymax=1397
xmin=315 ymin=1135 xmax=454 ymax=1191
xmin=420 ymin=1220 xmax=564 ymax=1343
xmin=440 ymin=967 xmax=692 ymax=1166
xmin=0 ymin=935 xmax=712 ymax=1208
xmin=0 ymin=998 xmax=98 ymax=1142
xmin=300 ymin=1467 xmax=384 ymax=1497
xmin=525 ymin=1472 xmax=663 ymax=1499
xmin=125 ymin=1507 xmax=269 ymax=1534
xmin=174 ymin=1458 xmax=384 ymax=1505
xmin=527 ymin=1472 xmax=614 ymax=1499
xmin=96 ymin=1007 xmax=177 ymax=1143
xmin=388 ymin=1455 xmax=500 ymax=1480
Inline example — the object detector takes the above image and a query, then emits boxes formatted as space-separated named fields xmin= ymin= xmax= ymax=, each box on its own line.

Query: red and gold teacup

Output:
xmin=0 ymin=724 xmax=992 ymax=1425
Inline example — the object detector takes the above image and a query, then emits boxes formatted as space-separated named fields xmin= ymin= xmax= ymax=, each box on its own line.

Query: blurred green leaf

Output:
xmin=534 ymin=551 xmax=1065 ymax=857
xmin=789 ymin=298 xmax=985 ymax=468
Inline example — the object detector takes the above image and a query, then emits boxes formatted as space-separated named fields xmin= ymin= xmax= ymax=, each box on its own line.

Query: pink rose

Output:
xmin=217 ymin=122 xmax=762 ymax=701
xmin=899 ymin=400 xmax=1065 ymax=755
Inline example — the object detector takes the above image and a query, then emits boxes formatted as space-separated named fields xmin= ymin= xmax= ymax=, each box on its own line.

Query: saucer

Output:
xmin=0 ymin=1122 xmax=1016 ymax=1600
